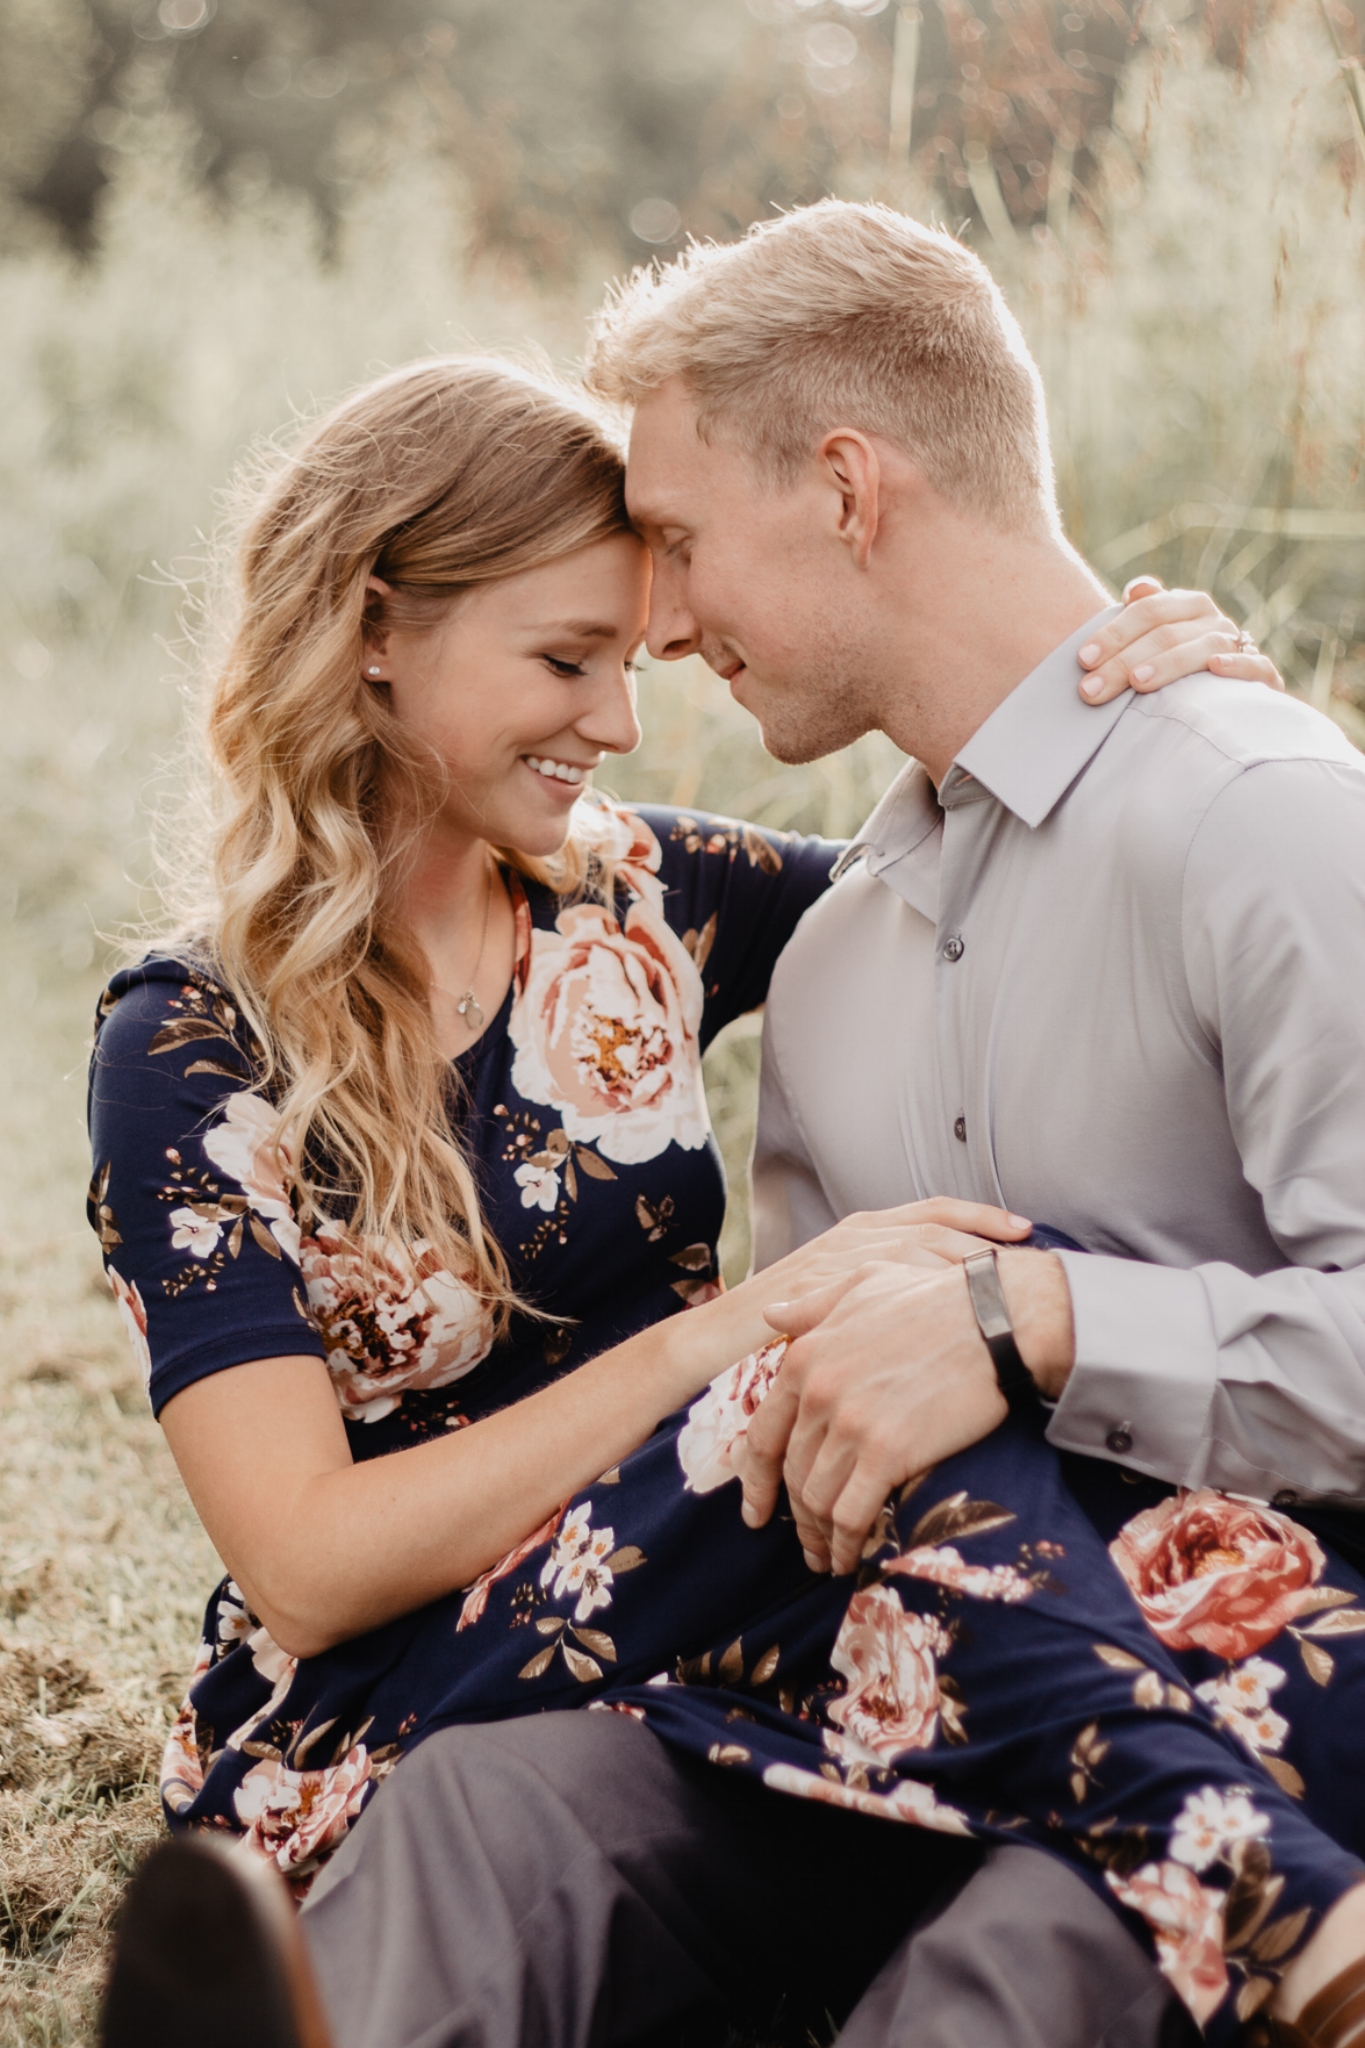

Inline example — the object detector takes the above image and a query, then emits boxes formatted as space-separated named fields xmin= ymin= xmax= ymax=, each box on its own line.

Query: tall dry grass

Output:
xmin=0 ymin=14 xmax=1361 ymax=2036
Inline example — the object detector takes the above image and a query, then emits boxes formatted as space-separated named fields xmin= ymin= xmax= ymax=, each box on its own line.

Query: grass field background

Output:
xmin=1 ymin=11 xmax=1363 ymax=2036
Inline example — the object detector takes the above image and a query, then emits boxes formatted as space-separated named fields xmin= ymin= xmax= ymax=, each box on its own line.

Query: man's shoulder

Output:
xmin=1130 ymin=674 xmax=1362 ymax=777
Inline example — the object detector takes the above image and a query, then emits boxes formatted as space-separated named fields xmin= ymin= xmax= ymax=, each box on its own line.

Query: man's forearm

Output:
xmin=1046 ymin=1253 xmax=1365 ymax=1504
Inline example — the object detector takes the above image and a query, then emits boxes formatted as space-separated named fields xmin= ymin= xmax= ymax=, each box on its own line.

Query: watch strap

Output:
xmin=963 ymin=1248 xmax=1035 ymax=1403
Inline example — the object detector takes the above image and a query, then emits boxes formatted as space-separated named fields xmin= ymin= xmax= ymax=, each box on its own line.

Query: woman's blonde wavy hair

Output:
xmin=167 ymin=356 xmax=632 ymax=1330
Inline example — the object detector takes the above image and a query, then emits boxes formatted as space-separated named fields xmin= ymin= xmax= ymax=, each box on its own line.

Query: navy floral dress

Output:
xmin=88 ymin=801 xmax=1365 ymax=2044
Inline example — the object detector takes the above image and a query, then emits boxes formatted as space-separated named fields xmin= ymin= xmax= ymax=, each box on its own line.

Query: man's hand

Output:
xmin=734 ymin=1252 xmax=1075 ymax=1576
xmin=1076 ymin=578 xmax=1286 ymax=705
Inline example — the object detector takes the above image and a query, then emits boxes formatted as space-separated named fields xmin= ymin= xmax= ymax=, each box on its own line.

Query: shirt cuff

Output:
xmin=1046 ymin=1252 xmax=1219 ymax=1485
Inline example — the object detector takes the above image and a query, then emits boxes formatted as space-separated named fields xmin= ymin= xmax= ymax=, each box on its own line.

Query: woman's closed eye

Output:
xmin=541 ymin=655 xmax=587 ymax=678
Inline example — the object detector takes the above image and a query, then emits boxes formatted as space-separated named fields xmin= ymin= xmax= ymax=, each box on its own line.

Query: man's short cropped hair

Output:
xmin=586 ymin=198 xmax=1057 ymax=535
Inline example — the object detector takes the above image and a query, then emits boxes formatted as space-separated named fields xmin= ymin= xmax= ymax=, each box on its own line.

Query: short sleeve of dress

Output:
xmin=636 ymin=806 xmax=843 ymax=1048
xmin=87 ymin=959 xmax=324 ymax=1418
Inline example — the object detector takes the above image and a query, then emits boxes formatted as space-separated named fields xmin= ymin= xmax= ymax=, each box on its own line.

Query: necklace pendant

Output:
xmin=456 ymin=990 xmax=484 ymax=1032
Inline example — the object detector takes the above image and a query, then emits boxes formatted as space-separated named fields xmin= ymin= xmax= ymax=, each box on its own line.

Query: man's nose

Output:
xmin=645 ymin=566 xmax=701 ymax=663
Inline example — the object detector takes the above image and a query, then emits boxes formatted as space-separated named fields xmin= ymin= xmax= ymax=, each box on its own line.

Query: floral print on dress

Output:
xmin=509 ymin=812 xmax=710 ymax=1165
xmin=89 ymin=808 xmax=1365 ymax=2032
xmin=200 ymin=1091 xmax=303 ymax=1263
xmin=233 ymin=1745 xmax=373 ymax=1882
xmin=825 ymin=1582 xmax=948 ymax=1763
xmin=676 ymin=1340 xmax=788 ymax=1494
xmin=1110 ymin=1491 xmax=1327 ymax=1659
xmin=300 ymin=1228 xmax=493 ymax=1422
xmin=108 ymin=1265 xmax=152 ymax=1393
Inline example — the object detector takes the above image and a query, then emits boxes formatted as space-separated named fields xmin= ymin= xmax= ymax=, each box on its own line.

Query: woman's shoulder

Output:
xmin=92 ymin=952 xmax=260 ymax=1090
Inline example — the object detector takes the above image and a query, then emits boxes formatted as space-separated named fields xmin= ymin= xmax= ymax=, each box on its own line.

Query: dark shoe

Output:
xmin=101 ymin=1836 xmax=332 ymax=2048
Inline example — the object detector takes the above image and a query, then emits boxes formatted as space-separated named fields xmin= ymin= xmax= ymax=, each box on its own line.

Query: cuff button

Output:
xmin=1272 ymin=1488 xmax=1299 ymax=1509
xmin=1105 ymin=1424 xmax=1134 ymax=1454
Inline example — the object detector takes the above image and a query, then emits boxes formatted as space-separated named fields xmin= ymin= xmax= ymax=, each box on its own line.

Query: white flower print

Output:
xmin=514 ymin=1162 xmax=562 ymax=1212
xmin=540 ymin=1500 xmax=617 ymax=1621
xmin=168 ymin=1205 xmax=224 ymax=1258
xmin=1170 ymin=1785 xmax=1270 ymax=1874
xmin=885 ymin=1544 xmax=1035 ymax=1605
xmin=1195 ymin=1658 xmax=1290 ymax=1757
xmin=224 ymin=1624 xmax=299 ymax=1758
xmin=200 ymin=1091 xmax=301 ymax=1263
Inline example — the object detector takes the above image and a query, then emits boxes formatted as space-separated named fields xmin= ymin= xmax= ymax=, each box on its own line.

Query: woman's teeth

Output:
xmin=524 ymin=756 xmax=587 ymax=786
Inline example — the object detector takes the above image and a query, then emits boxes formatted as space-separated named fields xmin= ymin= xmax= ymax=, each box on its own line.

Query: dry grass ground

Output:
xmin=0 ymin=14 xmax=1361 ymax=2037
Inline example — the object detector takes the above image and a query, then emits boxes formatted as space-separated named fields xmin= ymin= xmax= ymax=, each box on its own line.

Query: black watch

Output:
xmin=962 ymin=1248 xmax=1035 ymax=1404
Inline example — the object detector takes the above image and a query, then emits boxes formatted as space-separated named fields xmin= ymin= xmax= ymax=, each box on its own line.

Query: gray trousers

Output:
xmin=300 ymin=1714 xmax=1196 ymax=2048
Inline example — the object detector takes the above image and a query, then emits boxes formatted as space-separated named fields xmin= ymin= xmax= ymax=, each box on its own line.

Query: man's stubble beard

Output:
xmin=745 ymin=648 xmax=878 ymax=767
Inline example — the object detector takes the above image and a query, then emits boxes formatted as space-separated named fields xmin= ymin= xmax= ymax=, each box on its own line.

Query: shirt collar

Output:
xmin=832 ymin=604 xmax=1129 ymax=888
xmin=943 ymin=604 xmax=1128 ymax=829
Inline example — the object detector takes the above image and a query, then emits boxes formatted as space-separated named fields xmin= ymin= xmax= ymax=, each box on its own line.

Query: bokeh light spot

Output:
xmin=629 ymin=198 xmax=682 ymax=243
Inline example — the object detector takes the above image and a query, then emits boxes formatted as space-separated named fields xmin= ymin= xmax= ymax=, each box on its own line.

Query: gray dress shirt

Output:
xmin=752 ymin=609 xmax=1365 ymax=1507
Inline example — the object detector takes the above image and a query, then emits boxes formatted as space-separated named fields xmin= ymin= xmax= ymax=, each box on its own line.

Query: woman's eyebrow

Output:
xmin=520 ymin=619 xmax=620 ymax=640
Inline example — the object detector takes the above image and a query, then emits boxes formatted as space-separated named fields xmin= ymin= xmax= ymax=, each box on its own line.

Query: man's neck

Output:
xmin=869 ymin=520 xmax=1112 ymax=785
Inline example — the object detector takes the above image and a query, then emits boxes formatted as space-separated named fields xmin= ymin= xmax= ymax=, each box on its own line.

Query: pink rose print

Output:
xmin=1105 ymin=1860 xmax=1228 ymax=2026
xmin=676 ymin=1341 xmax=788 ymax=1495
xmin=827 ymin=1583 xmax=947 ymax=1765
xmin=107 ymin=1264 xmax=152 ymax=1393
xmin=508 ymin=815 xmax=708 ymax=1166
xmin=201 ymin=1091 xmax=301 ymax=1262
xmin=1110 ymin=1490 xmax=1325 ymax=1660
xmin=761 ymin=1760 xmax=971 ymax=1836
xmin=160 ymin=1640 xmax=214 ymax=1817
xmin=457 ymin=1509 xmax=563 ymax=1632
xmin=233 ymin=1743 xmax=372 ymax=1879
xmin=301 ymin=1227 xmax=493 ymax=1422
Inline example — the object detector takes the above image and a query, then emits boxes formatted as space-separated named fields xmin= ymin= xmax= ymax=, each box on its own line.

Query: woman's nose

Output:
xmin=579 ymin=667 xmax=643 ymax=758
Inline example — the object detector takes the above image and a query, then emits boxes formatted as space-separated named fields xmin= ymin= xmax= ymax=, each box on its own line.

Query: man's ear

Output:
xmin=817 ymin=430 xmax=881 ymax=569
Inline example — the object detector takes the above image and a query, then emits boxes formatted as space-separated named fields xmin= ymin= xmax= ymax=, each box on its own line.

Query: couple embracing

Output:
xmin=93 ymin=201 xmax=1365 ymax=2048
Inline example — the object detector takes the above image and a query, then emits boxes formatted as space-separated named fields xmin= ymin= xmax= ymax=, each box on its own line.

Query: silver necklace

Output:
xmin=434 ymin=855 xmax=495 ymax=1034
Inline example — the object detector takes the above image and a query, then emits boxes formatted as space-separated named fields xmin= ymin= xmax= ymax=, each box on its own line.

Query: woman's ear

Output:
xmin=363 ymin=575 xmax=392 ymax=670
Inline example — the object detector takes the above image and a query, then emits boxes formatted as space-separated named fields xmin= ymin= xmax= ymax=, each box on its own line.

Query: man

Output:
xmin=103 ymin=205 xmax=1292 ymax=2048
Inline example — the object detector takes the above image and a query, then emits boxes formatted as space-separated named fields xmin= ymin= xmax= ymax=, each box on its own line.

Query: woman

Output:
xmin=89 ymin=357 xmax=1365 ymax=2046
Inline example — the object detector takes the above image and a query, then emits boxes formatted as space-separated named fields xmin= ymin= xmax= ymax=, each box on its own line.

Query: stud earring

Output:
xmin=366 ymin=665 xmax=382 ymax=678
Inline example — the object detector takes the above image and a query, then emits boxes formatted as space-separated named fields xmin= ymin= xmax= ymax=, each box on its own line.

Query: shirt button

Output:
xmin=1105 ymin=1424 xmax=1134 ymax=1454
xmin=942 ymin=935 xmax=965 ymax=962
xmin=1272 ymin=1488 xmax=1299 ymax=1509
xmin=953 ymin=1116 xmax=967 ymax=1142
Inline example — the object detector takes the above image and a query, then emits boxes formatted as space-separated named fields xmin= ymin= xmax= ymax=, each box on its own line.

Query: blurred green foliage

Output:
xmin=4 ymin=0 xmax=1363 ymax=269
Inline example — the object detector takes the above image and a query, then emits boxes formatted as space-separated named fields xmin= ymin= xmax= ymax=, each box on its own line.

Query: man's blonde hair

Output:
xmin=587 ymin=199 xmax=1056 ymax=534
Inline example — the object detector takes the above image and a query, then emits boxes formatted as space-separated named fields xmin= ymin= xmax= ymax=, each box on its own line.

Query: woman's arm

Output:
xmin=160 ymin=1196 xmax=1028 ymax=1659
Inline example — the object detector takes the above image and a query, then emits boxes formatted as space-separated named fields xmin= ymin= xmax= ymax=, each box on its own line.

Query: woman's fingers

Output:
xmin=844 ymin=1199 xmax=1031 ymax=1239
xmin=1208 ymin=648 xmax=1285 ymax=690
xmin=1076 ymin=583 xmax=1285 ymax=703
